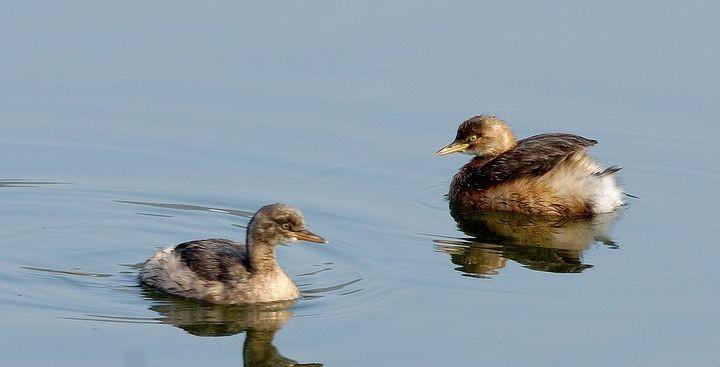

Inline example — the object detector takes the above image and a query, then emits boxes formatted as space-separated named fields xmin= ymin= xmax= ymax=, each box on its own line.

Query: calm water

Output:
xmin=2 ymin=2 xmax=719 ymax=366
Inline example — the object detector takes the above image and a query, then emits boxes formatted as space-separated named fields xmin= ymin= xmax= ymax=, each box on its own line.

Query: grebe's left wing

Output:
xmin=174 ymin=239 xmax=250 ymax=282
xmin=468 ymin=133 xmax=597 ymax=189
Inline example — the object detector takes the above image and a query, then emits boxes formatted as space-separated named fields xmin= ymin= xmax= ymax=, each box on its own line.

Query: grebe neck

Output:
xmin=246 ymin=226 xmax=281 ymax=273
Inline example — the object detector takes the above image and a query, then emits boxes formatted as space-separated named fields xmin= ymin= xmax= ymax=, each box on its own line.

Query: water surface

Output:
xmin=2 ymin=2 xmax=719 ymax=366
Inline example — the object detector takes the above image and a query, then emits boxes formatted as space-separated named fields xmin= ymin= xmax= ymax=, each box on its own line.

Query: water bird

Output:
xmin=139 ymin=203 xmax=327 ymax=304
xmin=435 ymin=115 xmax=624 ymax=218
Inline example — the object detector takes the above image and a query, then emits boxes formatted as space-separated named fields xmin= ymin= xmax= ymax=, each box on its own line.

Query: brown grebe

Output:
xmin=435 ymin=115 xmax=624 ymax=218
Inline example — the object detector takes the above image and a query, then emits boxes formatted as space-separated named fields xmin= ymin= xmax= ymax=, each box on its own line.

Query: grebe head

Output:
xmin=247 ymin=203 xmax=327 ymax=245
xmin=435 ymin=115 xmax=517 ymax=157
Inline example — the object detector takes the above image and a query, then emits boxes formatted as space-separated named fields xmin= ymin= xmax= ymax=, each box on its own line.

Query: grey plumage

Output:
xmin=139 ymin=203 xmax=326 ymax=304
xmin=174 ymin=239 xmax=250 ymax=282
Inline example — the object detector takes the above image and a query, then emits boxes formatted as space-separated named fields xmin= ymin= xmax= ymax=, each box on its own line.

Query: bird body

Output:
xmin=139 ymin=204 xmax=326 ymax=304
xmin=436 ymin=116 xmax=624 ymax=218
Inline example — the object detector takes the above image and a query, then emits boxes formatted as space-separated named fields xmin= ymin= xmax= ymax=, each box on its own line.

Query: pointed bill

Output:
xmin=294 ymin=229 xmax=328 ymax=244
xmin=434 ymin=142 xmax=469 ymax=156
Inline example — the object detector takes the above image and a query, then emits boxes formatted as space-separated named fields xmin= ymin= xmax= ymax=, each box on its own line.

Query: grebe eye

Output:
xmin=469 ymin=135 xmax=477 ymax=142
xmin=281 ymin=223 xmax=290 ymax=230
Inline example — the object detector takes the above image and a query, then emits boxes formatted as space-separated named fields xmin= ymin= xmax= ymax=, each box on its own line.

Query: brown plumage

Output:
xmin=435 ymin=115 xmax=624 ymax=218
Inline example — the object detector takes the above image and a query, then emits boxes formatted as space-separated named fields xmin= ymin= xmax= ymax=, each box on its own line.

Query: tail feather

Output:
xmin=624 ymin=192 xmax=639 ymax=199
xmin=594 ymin=165 xmax=623 ymax=177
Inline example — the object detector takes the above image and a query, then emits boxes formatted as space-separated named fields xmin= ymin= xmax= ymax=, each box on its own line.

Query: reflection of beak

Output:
xmin=434 ymin=142 xmax=469 ymax=156
xmin=294 ymin=229 xmax=328 ymax=244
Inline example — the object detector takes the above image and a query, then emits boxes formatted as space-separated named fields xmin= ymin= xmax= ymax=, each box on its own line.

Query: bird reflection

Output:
xmin=143 ymin=289 xmax=323 ymax=367
xmin=434 ymin=204 xmax=620 ymax=277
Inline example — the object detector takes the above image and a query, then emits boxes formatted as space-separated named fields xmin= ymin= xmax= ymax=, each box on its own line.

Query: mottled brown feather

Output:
xmin=464 ymin=133 xmax=597 ymax=190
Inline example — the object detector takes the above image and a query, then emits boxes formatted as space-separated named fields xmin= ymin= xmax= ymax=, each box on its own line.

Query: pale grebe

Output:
xmin=435 ymin=115 xmax=624 ymax=218
xmin=139 ymin=203 xmax=327 ymax=304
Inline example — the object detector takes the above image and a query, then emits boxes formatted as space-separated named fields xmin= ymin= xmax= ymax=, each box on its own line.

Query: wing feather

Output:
xmin=174 ymin=239 xmax=250 ymax=282
xmin=468 ymin=133 xmax=597 ymax=189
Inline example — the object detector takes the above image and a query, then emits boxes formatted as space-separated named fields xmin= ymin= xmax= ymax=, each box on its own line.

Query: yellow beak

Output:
xmin=434 ymin=142 xmax=469 ymax=156
xmin=294 ymin=229 xmax=328 ymax=244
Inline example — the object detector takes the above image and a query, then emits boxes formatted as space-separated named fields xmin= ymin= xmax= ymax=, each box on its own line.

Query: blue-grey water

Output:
xmin=2 ymin=2 xmax=719 ymax=366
